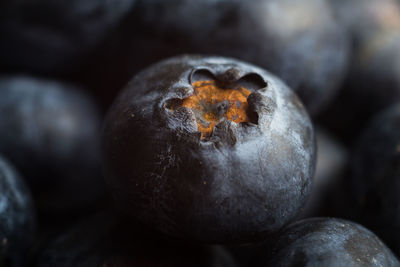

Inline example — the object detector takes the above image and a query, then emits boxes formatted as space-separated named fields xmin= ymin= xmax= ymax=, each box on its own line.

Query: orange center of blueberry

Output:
xmin=181 ymin=80 xmax=251 ymax=139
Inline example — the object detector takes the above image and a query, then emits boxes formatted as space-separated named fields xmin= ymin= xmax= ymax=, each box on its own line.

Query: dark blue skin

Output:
xmin=0 ymin=0 xmax=136 ymax=76
xmin=102 ymin=55 xmax=316 ymax=244
xmin=0 ymin=156 xmax=35 ymax=267
xmin=228 ymin=128 xmax=348 ymax=266
xmin=318 ymin=0 xmax=400 ymax=144
xmin=0 ymin=76 xmax=104 ymax=217
xmin=84 ymin=0 xmax=349 ymax=114
xmin=35 ymin=212 xmax=238 ymax=267
xmin=349 ymin=104 xmax=400 ymax=257
xmin=251 ymin=218 xmax=400 ymax=267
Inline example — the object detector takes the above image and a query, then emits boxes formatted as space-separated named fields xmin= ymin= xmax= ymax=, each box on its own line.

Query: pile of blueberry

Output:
xmin=1 ymin=0 xmax=400 ymax=266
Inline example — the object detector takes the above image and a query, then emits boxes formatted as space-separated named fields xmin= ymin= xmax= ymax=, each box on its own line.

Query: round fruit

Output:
xmin=350 ymin=104 xmax=400 ymax=256
xmin=319 ymin=0 xmax=400 ymax=143
xmin=0 ymin=76 xmax=104 ymax=216
xmin=0 ymin=156 xmax=35 ymax=267
xmin=101 ymin=0 xmax=348 ymax=115
xmin=102 ymin=55 xmax=316 ymax=244
xmin=251 ymin=218 xmax=400 ymax=266
xmin=0 ymin=0 xmax=136 ymax=75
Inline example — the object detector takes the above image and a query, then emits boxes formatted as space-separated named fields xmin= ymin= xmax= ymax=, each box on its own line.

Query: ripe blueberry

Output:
xmin=102 ymin=55 xmax=316 ymax=244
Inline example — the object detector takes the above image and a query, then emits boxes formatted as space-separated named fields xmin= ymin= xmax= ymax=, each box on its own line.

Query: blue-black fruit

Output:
xmin=318 ymin=0 xmax=400 ymax=144
xmin=251 ymin=218 xmax=400 ymax=267
xmin=101 ymin=0 xmax=348 ymax=116
xmin=0 ymin=156 xmax=35 ymax=267
xmin=228 ymin=128 xmax=348 ymax=266
xmin=349 ymin=104 xmax=400 ymax=256
xmin=0 ymin=76 xmax=104 ymax=216
xmin=102 ymin=55 xmax=316 ymax=244
xmin=0 ymin=0 xmax=136 ymax=76
xmin=35 ymin=212 xmax=238 ymax=267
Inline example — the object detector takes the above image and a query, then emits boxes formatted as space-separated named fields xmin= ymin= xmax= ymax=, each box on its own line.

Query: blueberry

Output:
xmin=0 ymin=156 xmax=35 ymax=267
xmin=251 ymin=218 xmax=400 ymax=266
xmin=97 ymin=0 xmax=349 ymax=115
xmin=0 ymin=0 xmax=136 ymax=75
xmin=348 ymin=104 xmax=400 ymax=256
xmin=35 ymin=212 xmax=238 ymax=267
xmin=102 ymin=55 xmax=316 ymax=244
xmin=318 ymin=0 xmax=400 ymax=144
xmin=0 ymin=76 xmax=104 ymax=217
